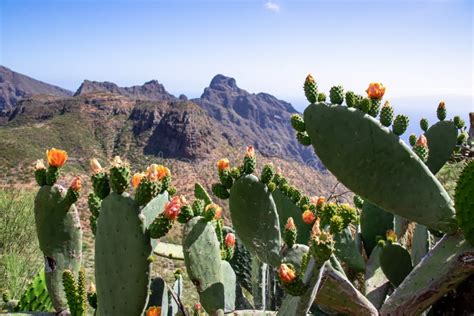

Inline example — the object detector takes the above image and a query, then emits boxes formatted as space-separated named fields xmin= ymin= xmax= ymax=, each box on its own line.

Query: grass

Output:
xmin=0 ymin=188 xmax=42 ymax=299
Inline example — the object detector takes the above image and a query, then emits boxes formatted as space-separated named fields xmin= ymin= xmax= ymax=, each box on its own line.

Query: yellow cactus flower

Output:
xmin=216 ymin=158 xmax=230 ymax=171
xmin=131 ymin=173 xmax=145 ymax=189
xmin=35 ymin=159 xmax=46 ymax=170
xmin=46 ymin=148 xmax=68 ymax=168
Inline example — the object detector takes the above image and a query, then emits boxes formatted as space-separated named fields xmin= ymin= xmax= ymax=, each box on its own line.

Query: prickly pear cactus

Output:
xmin=33 ymin=149 xmax=82 ymax=312
xmin=455 ymin=160 xmax=474 ymax=245
xmin=14 ymin=269 xmax=53 ymax=312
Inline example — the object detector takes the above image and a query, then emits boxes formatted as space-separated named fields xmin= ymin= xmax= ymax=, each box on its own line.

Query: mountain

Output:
xmin=74 ymin=79 xmax=176 ymax=101
xmin=0 ymin=66 xmax=72 ymax=114
xmin=193 ymin=74 xmax=316 ymax=166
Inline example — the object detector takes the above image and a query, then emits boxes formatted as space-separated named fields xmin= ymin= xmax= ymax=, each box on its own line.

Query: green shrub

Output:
xmin=0 ymin=188 xmax=42 ymax=299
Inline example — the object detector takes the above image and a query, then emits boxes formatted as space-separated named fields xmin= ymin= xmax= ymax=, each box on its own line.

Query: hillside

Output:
xmin=0 ymin=66 xmax=72 ymax=115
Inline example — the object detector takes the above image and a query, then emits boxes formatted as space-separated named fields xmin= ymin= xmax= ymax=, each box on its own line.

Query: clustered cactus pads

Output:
xmin=33 ymin=148 xmax=83 ymax=313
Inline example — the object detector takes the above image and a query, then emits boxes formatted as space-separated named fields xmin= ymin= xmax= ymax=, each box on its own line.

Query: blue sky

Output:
xmin=1 ymin=0 xmax=472 ymax=113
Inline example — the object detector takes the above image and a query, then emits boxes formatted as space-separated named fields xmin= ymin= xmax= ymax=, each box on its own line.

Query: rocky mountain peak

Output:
xmin=209 ymin=74 xmax=240 ymax=91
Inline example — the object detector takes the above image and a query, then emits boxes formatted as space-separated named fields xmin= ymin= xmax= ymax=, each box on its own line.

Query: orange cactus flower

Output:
xmin=205 ymin=203 xmax=222 ymax=219
xmin=310 ymin=196 xmax=326 ymax=206
xmin=386 ymin=229 xmax=397 ymax=242
xmin=278 ymin=264 xmax=296 ymax=283
xmin=146 ymin=306 xmax=161 ymax=316
xmin=366 ymin=83 xmax=386 ymax=100
xmin=285 ymin=217 xmax=296 ymax=230
xmin=245 ymin=145 xmax=255 ymax=158
xmin=35 ymin=159 xmax=46 ymax=170
xmin=302 ymin=210 xmax=316 ymax=225
xmin=216 ymin=158 xmax=230 ymax=172
xmin=416 ymin=135 xmax=428 ymax=147
xmin=90 ymin=158 xmax=103 ymax=174
xmin=70 ymin=176 xmax=82 ymax=192
xmin=46 ymin=148 xmax=68 ymax=168
xmin=438 ymin=101 xmax=446 ymax=109
xmin=225 ymin=233 xmax=236 ymax=247
xmin=163 ymin=195 xmax=187 ymax=220
xmin=131 ymin=173 xmax=145 ymax=189
xmin=156 ymin=165 xmax=171 ymax=180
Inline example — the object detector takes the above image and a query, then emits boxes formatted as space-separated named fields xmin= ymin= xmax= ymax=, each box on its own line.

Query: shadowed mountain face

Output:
xmin=74 ymin=79 xmax=176 ymax=101
xmin=193 ymin=74 xmax=317 ymax=165
xmin=0 ymin=66 xmax=72 ymax=113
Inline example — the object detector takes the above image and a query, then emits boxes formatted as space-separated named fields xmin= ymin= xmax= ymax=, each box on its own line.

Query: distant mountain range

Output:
xmin=0 ymin=65 xmax=316 ymax=167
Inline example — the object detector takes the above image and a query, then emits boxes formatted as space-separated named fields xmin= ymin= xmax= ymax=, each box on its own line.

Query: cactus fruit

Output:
xmin=317 ymin=92 xmax=327 ymax=102
xmin=296 ymin=132 xmax=311 ymax=146
xmin=329 ymin=85 xmax=344 ymax=105
xmin=345 ymin=91 xmax=356 ymax=108
xmin=359 ymin=98 xmax=371 ymax=114
xmin=62 ymin=269 xmax=87 ymax=316
xmin=108 ymin=156 xmax=131 ymax=194
xmin=453 ymin=115 xmax=465 ymax=129
xmin=304 ymin=74 xmax=318 ymax=103
xmin=14 ymin=269 xmax=53 ymax=312
xmin=454 ymin=160 xmax=474 ymax=245
xmin=34 ymin=159 xmax=47 ymax=186
xmin=278 ymin=264 xmax=306 ymax=296
xmin=353 ymin=195 xmax=364 ymax=209
xmin=33 ymin=149 xmax=82 ymax=312
xmin=290 ymin=114 xmax=306 ymax=132
xmin=420 ymin=118 xmax=429 ymax=132
xmin=412 ymin=135 xmax=429 ymax=162
xmin=409 ymin=134 xmax=417 ymax=146
xmin=437 ymin=101 xmax=446 ymax=120
xmin=368 ymin=99 xmax=381 ymax=117
xmin=212 ymin=183 xmax=230 ymax=199
xmin=243 ymin=146 xmax=256 ymax=174
xmin=260 ymin=163 xmax=276 ymax=184
xmin=392 ymin=114 xmax=409 ymax=135
xmin=379 ymin=101 xmax=394 ymax=127
xmin=457 ymin=132 xmax=468 ymax=145
xmin=379 ymin=241 xmax=413 ymax=287
xmin=284 ymin=218 xmax=297 ymax=248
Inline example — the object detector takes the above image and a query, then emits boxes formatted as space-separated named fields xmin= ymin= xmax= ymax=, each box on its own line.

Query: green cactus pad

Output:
xmin=34 ymin=185 xmax=82 ymax=312
xmin=183 ymin=216 xmax=225 ymax=314
xmin=95 ymin=193 xmax=152 ymax=316
xmin=411 ymin=224 xmax=429 ymax=266
xmin=303 ymin=103 xmax=457 ymax=233
xmin=281 ymin=244 xmax=309 ymax=274
xmin=360 ymin=202 xmax=394 ymax=255
xmin=229 ymin=175 xmax=282 ymax=266
xmin=454 ymin=160 xmax=474 ymax=245
xmin=15 ymin=269 xmax=53 ymax=312
xmin=425 ymin=120 xmax=458 ymax=174
xmin=141 ymin=191 xmax=169 ymax=249
xmin=272 ymin=189 xmax=311 ymax=245
xmin=333 ymin=227 xmax=365 ymax=273
xmin=221 ymin=261 xmax=237 ymax=312
xmin=379 ymin=242 xmax=413 ymax=287
xmin=154 ymin=241 xmax=184 ymax=260
xmin=364 ymin=245 xmax=389 ymax=309
xmin=194 ymin=182 xmax=213 ymax=206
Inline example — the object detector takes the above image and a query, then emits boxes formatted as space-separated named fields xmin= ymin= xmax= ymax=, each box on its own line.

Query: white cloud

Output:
xmin=265 ymin=0 xmax=280 ymax=12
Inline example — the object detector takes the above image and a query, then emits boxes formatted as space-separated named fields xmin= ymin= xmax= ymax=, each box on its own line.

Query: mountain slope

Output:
xmin=193 ymin=74 xmax=316 ymax=165
xmin=0 ymin=66 xmax=72 ymax=113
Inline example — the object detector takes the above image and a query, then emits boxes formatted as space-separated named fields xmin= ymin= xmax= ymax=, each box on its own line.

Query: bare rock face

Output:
xmin=193 ymin=74 xmax=317 ymax=165
xmin=74 ymin=79 xmax=176 ymax=102
xmin=0 ymin=65 xmax=72 ymax=113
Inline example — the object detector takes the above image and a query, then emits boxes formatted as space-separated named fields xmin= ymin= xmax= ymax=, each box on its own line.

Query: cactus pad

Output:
xmin=95 ymin=193 xmax=152 ymax=315
xmin=303 ymin=103 xmax=457 ymax=233
xmin=229 ymin=175 xmax=282 ymax=266
xmin=454 ymin=160 xmax=474 ymax=245
xmin=379 ymin=242 xmax=413 ymax=287
xmin=15 ymin=269 xmax=53 ymax=312
xmin=424 ymin=120 xmax=458 ymax=174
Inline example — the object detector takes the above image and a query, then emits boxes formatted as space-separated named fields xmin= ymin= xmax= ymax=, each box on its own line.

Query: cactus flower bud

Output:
xmin=46 ymin=148 xmax=68 ymax=168
xmin=70 ymin=176 xmax=82 ymax=192
xmin=111 ymin=156 xmax=126 ymax=168
xmin=90 ymin=158 xmax=102 ymax=174
xmin=246 ymin=145 xmax=255 ymax=158
xmin=416 ymin=135 xmax=428 ymax=147
xmin=278 ymin=263 xmax=297 ymax=283
xmin=302 ymin=210 xmax=316 ymax=225
xmin=217 ymin=158 xmax=230 ymax=172
xmin=194 ymin=302 xmax=202 ymax=311
xmin=285 ymin=217 xmax=296 ymax=230
xmin=366 ymin=82 xmax=386 ymax=100
xmin=163 ymin=195 xmax=187 ymax=220
xmin=310 ymin=196 xmax=325 ymax=206
xmin=35 ymin=159 xmax=46 ymax=170
xmin=146 ymin=306 xmax=161 ymax=316
xmin=225 ymin=233 xmax=236 ymax=248
xmin=131 ymin=173 xmax=145 ymax=189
